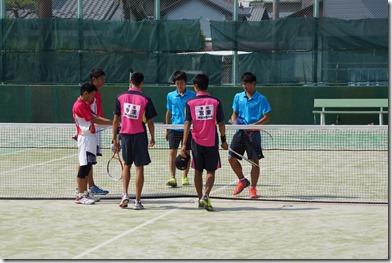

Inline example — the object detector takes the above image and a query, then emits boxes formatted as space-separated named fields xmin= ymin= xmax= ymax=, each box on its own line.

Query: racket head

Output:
xmin=107 ymin=153 xmax=123 ymax=181
xmin=260 ymin=129 xmax=273 ymax=150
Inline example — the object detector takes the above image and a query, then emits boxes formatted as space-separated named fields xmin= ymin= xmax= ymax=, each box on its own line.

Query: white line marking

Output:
xmin=0 ymin=154 xmax=77 ymax=175
xmin=73 ymin=208 xmax=178 ymax=259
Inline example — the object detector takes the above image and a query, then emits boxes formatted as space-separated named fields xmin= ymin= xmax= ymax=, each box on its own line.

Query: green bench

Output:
xmin=313 ymin=98 xmax=388 ymax=125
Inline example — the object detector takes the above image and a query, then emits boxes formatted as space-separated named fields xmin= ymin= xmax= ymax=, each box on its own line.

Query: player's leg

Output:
xmin=88 ymin=132 xmax=109 ymax=195
xmin=132 ymin=132 xmax=151 ymax=209
xmin=134 ymin=166 xmax=145 ymax=210
xmin=119 ymin=134 xmax=133 ymax=208
xmin=228 ymin=131 xmax=250 ymax=195
xmin=246 ymin=131 xmax=264 ymax=198
xmin=181 ymin=132 xmax=192 ymax=185
xmin=76 ymin=136 xmax=96 ymax=204
xmin=166 ymin=130 xmax=180 ymax=187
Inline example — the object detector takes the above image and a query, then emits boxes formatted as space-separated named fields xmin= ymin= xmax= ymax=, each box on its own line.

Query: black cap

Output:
xmin=175 ymin=153 xmax=190 ymax=170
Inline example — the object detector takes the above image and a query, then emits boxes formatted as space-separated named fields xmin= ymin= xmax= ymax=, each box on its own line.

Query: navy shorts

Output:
xmin=168 ymin=130 xmax=192 ymax=150
xmin=121 ymin=133 xmax=151 ymax=166
xmin=191 ymin=140 xmax=221 ymax=172
xmin=229 ymin=130 xmax=264 ymax=160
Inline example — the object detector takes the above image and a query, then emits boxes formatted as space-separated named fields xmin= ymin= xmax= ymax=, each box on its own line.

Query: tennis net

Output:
xmin=0 ymin=123 xmax=388 ymax=203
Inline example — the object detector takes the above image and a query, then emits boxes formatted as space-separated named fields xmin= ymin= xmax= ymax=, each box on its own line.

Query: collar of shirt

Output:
xmin=128 ymin=87 xmax=142 ymax=93
xmin=196 ymin=91 xmax=210 ymax=96
xmin=242 ymin=90 xmax=258 ymax=100
xmin=176 ymin=89 xmax=188 ymax=97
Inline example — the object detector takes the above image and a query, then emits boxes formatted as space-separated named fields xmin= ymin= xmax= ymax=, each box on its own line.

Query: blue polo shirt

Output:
xmin=166 ymin=88 xmax=196 ymax=124
xmin=232 ymin=91 xmax=271 ymax=124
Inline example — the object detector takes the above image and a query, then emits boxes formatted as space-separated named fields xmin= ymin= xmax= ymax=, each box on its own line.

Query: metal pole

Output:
xmin=155 ymin=0 xmax=160 ymax=20
xmin=77 ymin=0 xmax=83 ymax=19
xmin=313 ymin=0 xmax=320 ymax=18
xmin=0 ymin=0 xmax=5 ymax=19
xmin=155 ymin=0 xmax=160 ymax=84
xmin=232 ymin=0 xmax=238 ymax=85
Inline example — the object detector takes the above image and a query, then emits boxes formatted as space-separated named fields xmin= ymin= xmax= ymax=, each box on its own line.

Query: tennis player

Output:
xmin=112 ymin=71 xmax=157 ymax=210
xmin=74 ymin=68 xmax=110 ymax=196
xmin=72 ymin=83 xmax=112 ymax=205
xmin=165 ymin=70 xmax=196 ymax=187
xmin=180 ymin=73 xmax=228 ymax=211
xmin=228 ymin=72 xmax=271 ymax=198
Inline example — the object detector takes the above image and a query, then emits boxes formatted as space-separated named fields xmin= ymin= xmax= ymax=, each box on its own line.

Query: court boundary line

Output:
xmin=72 ymin=208 xmax=179 ymax=259
xmin=0 ymin=153 xmax=77 ymax=175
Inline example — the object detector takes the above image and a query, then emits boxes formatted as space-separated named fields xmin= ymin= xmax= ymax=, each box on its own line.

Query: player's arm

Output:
xmin=231 ymin=111 xmax=239 ymax=124
xmin=180 ymin=120 xmax=191 ymax=156
xmin=111 ymin=115 xmax=121 ymax=151
xmin=91 ymin=116 xmax=112 ymax=126
xmin=252 ymin=112 xmax=271 ymax=125
xmin=146 ymin=119 xmax=155 ymax=147
xmin=165 ymin=109 xmax=172 ymax=141
xmin=218 ymin=121 xmax=228 ymax=150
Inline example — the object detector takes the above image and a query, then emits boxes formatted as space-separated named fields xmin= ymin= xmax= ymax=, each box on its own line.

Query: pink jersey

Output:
xmin=185 ymin=91 xmax=225 ymax=147
xmin=72 ymin=98 xmax=96 ymax=135
xmin=114 ymin=87 xmax=157 ymax=135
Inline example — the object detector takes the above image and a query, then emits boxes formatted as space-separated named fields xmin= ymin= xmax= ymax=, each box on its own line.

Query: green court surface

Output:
xmin=0 ymin=198 xmax=387 ymax=259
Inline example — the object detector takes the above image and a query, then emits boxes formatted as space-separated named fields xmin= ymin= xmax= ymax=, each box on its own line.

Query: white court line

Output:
xmin=73 ymin=208 xmax=178 ymax=259
xmin=0 ymin=154 xmax=77 ymax=175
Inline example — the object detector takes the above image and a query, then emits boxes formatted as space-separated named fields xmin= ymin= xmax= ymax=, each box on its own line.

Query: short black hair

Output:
xmin=172 ymin=70 xmax=187 ymax=83
xmin=193 ymin=73 xmax=209 ymax=91
xmin=90 ymin=68 xmax=105 ymax=80
xmin=241 ymin=72 xmax=256 ymax=83
xmin=80 ymin=82 xmax=97 ymax=95
xmin=130 ymin=71 xmax=144 ymax=86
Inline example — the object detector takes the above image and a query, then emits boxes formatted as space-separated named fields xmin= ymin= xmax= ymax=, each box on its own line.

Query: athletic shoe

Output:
xmin=119 ymin=194 xmax=130 ymax=208
xmin=233 ymin=178 xmax=250 ymax=195
xmin=86 ymin=190 xmax=100 ymax=202
xmin=166 ymin=177 xmax=177 ymax=187
xmin=182 ymin=177 xmax=190 ymax=186
xmin=134 ymin=201 xmax=144 ymax=210
xmin=249 ymin=186 xmax=257 ymax=199
xmin=198 ymin=202 xmax=204 ymax=209
xmin=199 ymin=195 xmax=213 ymax=211
xmin=75 ymin=195 xmax=95 ymax=205
xmin=89 ymin=185 xmax=109 ymax=195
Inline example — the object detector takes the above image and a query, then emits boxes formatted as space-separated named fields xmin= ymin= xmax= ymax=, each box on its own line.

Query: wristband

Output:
xmin=220 ymin=135 xmax=226 ymax=143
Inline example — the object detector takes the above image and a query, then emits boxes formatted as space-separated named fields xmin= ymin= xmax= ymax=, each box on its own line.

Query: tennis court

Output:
xmin=0 ymin=198 xmax=387 ymax=259
xmin=0 ymin=123 xmax=388 ymax=259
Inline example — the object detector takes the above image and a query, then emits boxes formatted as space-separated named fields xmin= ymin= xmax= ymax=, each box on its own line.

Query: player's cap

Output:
xmin=175 ymin=153 xmax=190 ymax=170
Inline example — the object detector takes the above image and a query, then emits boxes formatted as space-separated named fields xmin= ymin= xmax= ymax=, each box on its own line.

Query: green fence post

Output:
xmin=232 ymin=0 xmax=238 ymax=85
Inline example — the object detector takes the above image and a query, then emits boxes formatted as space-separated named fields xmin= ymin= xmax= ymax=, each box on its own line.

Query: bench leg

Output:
xmin=379 ymin=113 xmax=383 ymax=125
xmin=320 ymin=113 xmax=325 ymax=125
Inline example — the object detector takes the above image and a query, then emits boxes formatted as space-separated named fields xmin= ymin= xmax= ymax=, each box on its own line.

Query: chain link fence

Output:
xmin=1 ymin=0 xmax=388 ymax=85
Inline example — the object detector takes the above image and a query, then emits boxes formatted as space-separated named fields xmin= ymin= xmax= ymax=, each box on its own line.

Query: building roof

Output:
xmin=162 ymin=0 xmax=253 ymax=17
xmin=7 ymin=0 xmax=120 ymax=19
xmin=248 ymin=3 xmax=270 ymax=21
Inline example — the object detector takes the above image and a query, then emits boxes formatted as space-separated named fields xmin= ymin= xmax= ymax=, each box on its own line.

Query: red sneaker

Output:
xmin=249 ymin=187 xmax=257 ymax=198
xmin=233 ymin=178 xmax=250 ymax=195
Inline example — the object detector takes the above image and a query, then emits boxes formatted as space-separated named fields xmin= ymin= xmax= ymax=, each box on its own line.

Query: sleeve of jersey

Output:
xmin=77 ymin=104 xmax=94 ymax=121
xmin=114 ymin=97 xmax=121 ymax=116
xmin=166 ymin=93 xmax=171 ymax=111
xmin=145 ymin=98 xmax=158 ymax=120
xmin=184 ymin=103 xmax=192 ymax=122
xmin=261 ymin=96 xmax=272 ymax=114
xmin=232 ymin=94 xmax=239 ymax=112
xmin=216 ymin=100 xmax=225 ymax=123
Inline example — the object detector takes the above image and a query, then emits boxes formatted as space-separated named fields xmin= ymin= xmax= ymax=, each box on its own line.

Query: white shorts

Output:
xmin=78 ymin=134 xmax=97 ymax=166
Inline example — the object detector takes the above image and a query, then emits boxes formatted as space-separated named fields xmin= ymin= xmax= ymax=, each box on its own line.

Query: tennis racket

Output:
xmin=107 ymin=151 xmax=123 ymax=181
xmin=228 ymin=147 xmax=259 ymax=168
